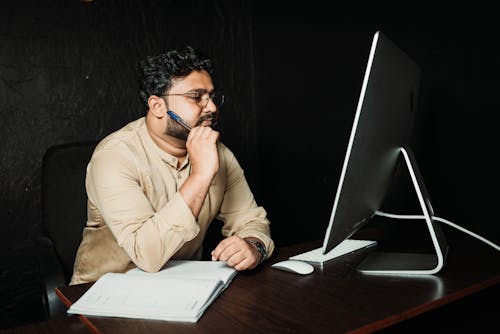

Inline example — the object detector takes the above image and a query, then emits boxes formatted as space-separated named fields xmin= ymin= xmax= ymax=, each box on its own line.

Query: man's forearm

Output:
xmin=179 ymin=173 xmax=213 ymax=219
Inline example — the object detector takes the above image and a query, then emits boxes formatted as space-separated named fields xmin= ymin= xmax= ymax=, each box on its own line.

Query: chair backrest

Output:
xmin=41 ymin=141 xmax=97 ymax=283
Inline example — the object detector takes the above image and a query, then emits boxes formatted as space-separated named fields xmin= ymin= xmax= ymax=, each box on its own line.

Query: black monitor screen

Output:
xmin=322 ymin=31 xmax=420 ymax=254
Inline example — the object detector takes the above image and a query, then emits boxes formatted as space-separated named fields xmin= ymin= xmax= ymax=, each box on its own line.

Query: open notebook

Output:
xmin=67 ymin=260 xmax=237 ymax=323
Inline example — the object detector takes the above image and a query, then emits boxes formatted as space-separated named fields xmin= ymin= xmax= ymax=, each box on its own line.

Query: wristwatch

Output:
xmin=247 ymin=239 xmax=267 ymax=264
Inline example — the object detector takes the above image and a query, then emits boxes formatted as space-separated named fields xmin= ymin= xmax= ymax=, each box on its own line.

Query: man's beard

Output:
xmin=165 ymin=112 xmax=219 ymax=141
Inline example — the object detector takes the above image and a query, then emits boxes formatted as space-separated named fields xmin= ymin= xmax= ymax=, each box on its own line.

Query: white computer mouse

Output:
xmin=271 ymin=260 xmax=314 ymax=275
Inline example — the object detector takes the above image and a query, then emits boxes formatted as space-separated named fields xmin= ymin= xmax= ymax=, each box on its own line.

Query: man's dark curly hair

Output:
xmin=137 ymin=45 xmax=213 ymax=108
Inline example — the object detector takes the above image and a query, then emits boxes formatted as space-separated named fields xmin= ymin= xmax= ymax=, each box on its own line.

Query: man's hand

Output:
xmin=179 ymin=126 xmax=220 ymax=219
xmin=211 ymin=236 xmax=263 ymax=270
xmin=186 ymin=126 xmax=220 ymax=179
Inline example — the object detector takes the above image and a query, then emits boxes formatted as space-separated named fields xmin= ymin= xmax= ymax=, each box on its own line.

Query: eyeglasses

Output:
xmin=163 ymin=90 xmax=224 ymax=109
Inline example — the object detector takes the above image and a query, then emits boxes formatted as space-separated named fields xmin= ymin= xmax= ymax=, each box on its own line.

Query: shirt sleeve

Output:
xmin=216 ymin=146 xmax=275 ymax=259
xmin=86 ymin=146 xmax=200 ymax=272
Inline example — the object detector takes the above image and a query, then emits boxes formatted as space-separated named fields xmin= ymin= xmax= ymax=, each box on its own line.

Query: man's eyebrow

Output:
xmin=186 ymin=88 xmax=213 ymax=94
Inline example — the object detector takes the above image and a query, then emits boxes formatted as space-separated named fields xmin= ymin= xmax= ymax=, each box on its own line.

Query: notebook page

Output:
xmin=67 ymin=273 xmax=224 ymax=322
xmin=126 ymin=260 xmax=237 ymax=286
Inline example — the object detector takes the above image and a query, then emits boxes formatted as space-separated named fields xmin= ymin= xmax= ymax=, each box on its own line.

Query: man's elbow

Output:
xmin=137 ymin=260 xmax=163 ymax=273
xmin=131 ymin=252 xmax=165 ymax=272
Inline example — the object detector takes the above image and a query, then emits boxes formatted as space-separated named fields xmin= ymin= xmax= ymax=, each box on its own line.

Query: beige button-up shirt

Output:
xmin=70 ymin=117 xmax=274 ymax=284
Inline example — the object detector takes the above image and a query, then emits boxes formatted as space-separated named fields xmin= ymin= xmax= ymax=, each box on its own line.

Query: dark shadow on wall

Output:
xmin=0 ymin=0 xmax=257 ymax=328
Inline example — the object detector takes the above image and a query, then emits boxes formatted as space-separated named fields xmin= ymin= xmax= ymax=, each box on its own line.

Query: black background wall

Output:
xmin=253 ymin=3 xmax=500 ymax=248
xmin=1 ymin=0 xmax=498 ymax=329
xmin=0 ymin=0 xmax=258 ymax=327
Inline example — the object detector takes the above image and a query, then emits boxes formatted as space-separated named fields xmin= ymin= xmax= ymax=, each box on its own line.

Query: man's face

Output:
xmin=162 ymin=70 xmax=219 ymax=140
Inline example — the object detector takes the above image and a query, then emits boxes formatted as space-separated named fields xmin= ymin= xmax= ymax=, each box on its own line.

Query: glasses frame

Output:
xmin=163 ymin=90 xmax=224 ymax=109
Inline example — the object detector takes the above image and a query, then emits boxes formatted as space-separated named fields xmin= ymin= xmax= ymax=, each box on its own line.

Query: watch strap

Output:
xmin=247 ymin=239 xmax=267 ymax=264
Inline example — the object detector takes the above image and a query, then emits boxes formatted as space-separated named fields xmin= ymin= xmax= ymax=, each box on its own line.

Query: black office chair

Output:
xmin=38 ymin=141 xmax=97 ymax=319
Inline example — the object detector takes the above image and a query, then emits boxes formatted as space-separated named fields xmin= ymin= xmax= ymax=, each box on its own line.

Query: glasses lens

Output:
xmin=199 ymin=93 xmax=224 ymax=108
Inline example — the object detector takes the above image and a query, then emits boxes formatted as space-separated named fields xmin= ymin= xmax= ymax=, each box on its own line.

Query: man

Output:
xmin=70 ymin=45 xmax=274 ymax=285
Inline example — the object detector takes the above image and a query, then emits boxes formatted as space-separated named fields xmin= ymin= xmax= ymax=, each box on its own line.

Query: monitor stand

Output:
xmin=356 ymin=147 xmax=449 ymax=275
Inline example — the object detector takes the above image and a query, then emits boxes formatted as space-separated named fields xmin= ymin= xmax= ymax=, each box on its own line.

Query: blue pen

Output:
xmin=167 ymin=110 xmax=192 ymax=131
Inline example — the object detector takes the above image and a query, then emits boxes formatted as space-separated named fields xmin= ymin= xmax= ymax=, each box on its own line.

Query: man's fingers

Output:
xmin=225 ymin=250 xmax=244 ymax=267
xmin=211 ymin=236 xmax=237 ymax=260
xmin=211 ymin=236 xmax=260 ymax=270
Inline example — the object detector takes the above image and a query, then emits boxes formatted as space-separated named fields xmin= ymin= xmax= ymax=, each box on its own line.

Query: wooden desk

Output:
xmin=0 ymin=316 xmax=91 ymax=334
xmin=56 ymin=230 xmax=500 ymax=334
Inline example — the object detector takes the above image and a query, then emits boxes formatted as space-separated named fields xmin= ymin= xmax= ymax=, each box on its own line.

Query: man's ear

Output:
xmin=148 ymin=95 xmax=166 ymax=118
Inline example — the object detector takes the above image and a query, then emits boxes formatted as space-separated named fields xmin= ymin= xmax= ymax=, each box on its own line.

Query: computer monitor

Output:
xmin=290 ymin=31 xmax=448 ymax=275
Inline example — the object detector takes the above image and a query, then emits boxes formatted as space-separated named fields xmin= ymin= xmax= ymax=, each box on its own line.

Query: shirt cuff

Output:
xmin=156 ymin=192 xmax=200 ymax=242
